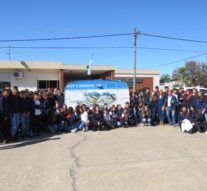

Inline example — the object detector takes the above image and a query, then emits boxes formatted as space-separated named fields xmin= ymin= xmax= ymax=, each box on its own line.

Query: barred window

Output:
xmin=37 ymin=80 xmax=59 ymax=90
xmin=0 ymin=81 xmax=10 ymax=90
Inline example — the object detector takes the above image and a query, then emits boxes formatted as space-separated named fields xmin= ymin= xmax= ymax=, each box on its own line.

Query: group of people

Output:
xmin=0 ymin=85 xmax=207 ymax=144
xmin=131 ymin=86 xmax=207 ymax=134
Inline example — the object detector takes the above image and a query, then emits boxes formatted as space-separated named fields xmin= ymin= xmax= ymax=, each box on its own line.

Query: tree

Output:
xmin=160 ymin=74 xmax=171 ymax=83
xmin=172 ymin=61 xmax=207 ymax=87
xmin=172 ymin=67 xmax=186 ymax=83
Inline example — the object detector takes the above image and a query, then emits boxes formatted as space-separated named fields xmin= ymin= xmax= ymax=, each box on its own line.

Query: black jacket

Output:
xmin=0 ymin=96 xmax=10 ymax=117
xmin=130 ymin=96 xmax=138 ymax=108
xmin=19 ymin=97 xmax=33 ymax=113
xmin=55 ymin=94 xmax=64 ymax=106
xmin=8 ymin=94 xmax=20 ymax=114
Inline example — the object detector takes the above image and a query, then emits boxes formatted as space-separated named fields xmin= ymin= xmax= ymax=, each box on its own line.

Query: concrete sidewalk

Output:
xmin=0 ymin=126 xmax=207 ymax=191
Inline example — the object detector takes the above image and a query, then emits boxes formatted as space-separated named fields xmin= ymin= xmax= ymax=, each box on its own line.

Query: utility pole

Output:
xmin=133 ymin=28 xmax=137 ymax=92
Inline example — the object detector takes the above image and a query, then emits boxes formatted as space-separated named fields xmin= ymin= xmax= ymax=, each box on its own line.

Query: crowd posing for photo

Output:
xmin=0 ymin=85 xmax=207 ymax=144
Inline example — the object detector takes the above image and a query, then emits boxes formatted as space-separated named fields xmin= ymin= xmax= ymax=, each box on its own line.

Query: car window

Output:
xmin=200 ymin=89 xmax=207 ymax=96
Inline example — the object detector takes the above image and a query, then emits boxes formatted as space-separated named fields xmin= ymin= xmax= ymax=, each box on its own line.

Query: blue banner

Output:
xmin=65 ymin=80 xmax=128 ymax=90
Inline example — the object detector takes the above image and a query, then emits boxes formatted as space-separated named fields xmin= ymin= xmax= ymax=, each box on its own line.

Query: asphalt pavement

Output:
xmin=0 ymin=126 xmax=207 ymax=191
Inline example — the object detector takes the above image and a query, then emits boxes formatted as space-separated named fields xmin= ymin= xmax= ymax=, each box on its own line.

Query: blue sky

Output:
xmin=0 ymin=0 xmax=207 ymax=75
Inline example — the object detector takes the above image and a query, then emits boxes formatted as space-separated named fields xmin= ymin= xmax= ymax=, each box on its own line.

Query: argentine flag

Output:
xmin=87 ymin=54 xmax=93 ymax=76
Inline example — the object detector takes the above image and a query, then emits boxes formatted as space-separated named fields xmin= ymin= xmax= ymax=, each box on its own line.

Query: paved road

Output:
xmin=0 ymin=126 xmax=207 ymax=191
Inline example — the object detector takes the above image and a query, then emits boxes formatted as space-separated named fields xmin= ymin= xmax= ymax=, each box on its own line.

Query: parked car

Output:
xmin=183 ymin=86 xmax=207 ymax=95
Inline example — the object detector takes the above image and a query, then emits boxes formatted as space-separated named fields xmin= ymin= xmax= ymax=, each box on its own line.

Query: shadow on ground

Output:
xmin=0 ymin=134 xmax=61 ymax=150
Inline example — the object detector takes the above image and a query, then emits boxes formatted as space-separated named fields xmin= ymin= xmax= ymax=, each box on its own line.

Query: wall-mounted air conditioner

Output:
xmin=12 ymin=72 xmax=24 ymax=78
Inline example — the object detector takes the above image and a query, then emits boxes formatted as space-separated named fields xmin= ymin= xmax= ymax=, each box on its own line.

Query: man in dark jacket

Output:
xmin=54 ymin=88 xmax=64 ymax=107
xmin=190 ymin=89 xmax=197 ymax=108
xmin=130 ymin=92 xmax=138 ymax=123
xmin=9 ymin=86 xmax=20 ymax=139
xmin=144 ymin=88 xmax=151 ymax=106
xmin=0 ymin=89 xmax=11 ymax=143
xmin=19 ymin=91 xmax=32 ymax=137
xmin=178 ymin=87 xmax=186 ymax=110
xmin=164 ymin=90 xmax=177 ymax=126
xmin=201 ymin=103 xmax=207 ymax=134
xmin=188 ymin=106 xmax=204 ymax=133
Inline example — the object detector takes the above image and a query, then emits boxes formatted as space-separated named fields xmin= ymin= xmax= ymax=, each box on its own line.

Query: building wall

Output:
xmin=0 ymin=69 xmax=59 ymax=91
xmin=97 ymin=70 xmax=115 ymax=80
xmin=0 ymin=66 xmax=160 ymax=92
xmin=115 ymin=74 xmax=160 ymax=91
xmin=136 ymin=77 xmax=153 ymax=90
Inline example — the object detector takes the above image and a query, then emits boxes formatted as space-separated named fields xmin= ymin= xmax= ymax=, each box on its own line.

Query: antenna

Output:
xmin=6 ymin=45 xmax=11 ymax=60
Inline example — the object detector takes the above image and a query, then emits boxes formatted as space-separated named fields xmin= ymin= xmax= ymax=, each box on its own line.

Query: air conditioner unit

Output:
xmin=12 ymin=72 xmax=24 ymax=78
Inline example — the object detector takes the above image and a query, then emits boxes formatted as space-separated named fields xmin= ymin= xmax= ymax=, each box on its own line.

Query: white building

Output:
xmin=0 ymin=60 xmax=160 ymax=91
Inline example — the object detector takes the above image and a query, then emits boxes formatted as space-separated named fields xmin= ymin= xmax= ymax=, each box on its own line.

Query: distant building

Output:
xmin=115 ymin=68 xmax=160 ymax=91
xmin=0 ymin=60 xmax=160 ymax=91
xmin=159 ymin=81 xmax=186 ymax=90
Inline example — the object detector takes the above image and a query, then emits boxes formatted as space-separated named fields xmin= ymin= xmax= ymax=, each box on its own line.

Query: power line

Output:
xmin=0 ymin=46 xmax=204 ymax=53
xmin=137 ymin=46 xmax=204 ymax=53
xmin=0 ymin=33 xmax=134 ymax=43
xmin=0 ymin=46 xmax=132 ymax=49
xmin=170 ymin=26 xmax=207 ymax=36
xmin=141 ymin=32 xmax=207 ymax=44
xmin=1 ymin=31 xmax=207 ymax=44
xmin=140 ymin=52 xmax=207 ymax=69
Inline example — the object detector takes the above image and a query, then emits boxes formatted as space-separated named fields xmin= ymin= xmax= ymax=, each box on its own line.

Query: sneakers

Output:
xmin=82 ymin=127 xmax=88 ymax=132
xmin=71 ymin=128 xmax=77 ymax=133
xmin=2 ymin=139 xmax=7 ymax=144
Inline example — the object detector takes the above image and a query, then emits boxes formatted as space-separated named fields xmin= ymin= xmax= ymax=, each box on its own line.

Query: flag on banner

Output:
xmin=87 ymin=54 xmax=93 ymax=76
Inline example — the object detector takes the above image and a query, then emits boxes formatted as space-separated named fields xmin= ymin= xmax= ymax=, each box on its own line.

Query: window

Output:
xmin=116 ymin=78 xmax=143 ymax=88
xmin=49 ymin=80 xmax=59 ymax=88
xmin=38 ymin=81 xmax=47 ymax=89
xmin=0 ymin=81 xmax=10 ymax=90
xmin=38 ymin=80 xmax=59 ymax=90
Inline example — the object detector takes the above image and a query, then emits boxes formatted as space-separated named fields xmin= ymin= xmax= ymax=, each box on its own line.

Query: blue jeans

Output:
xmin=20 ymin=114 xmax=30 ymax=136
xmin=78 ymin=121 xmax=86 ymax=130
xmin=166 ymin=108 xmax=175 ymax=125
xmin=11 ymin=113 xmax=20 ymax=138
xmin=133 ymin=108 xmax=139 ymax=123
xmin=158 ymin=109 xmax=165 ymax=122
xmin=49 ymin=124 xmax=59 ymax=134
xmin=67 ymin=123 xmax=79 ymax=132
xmin=204 ymin=113 xmax=207 ymax=123
xmin=49 ymin=121 xmax=66 ymax=134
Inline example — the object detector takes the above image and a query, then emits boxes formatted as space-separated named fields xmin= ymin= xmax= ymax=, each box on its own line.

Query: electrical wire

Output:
xmin=0 ymin=30 xmax=207 ymax=45
xmin=141 ymin=32 xmax=207 ymax=44
xmin=0 ymin=33 xmax=134 ymax=43
xmin=138 ymin=46 xmax=204 ymax=53
xmin=0 ymin=46 xmax=132 ymax=49
xmin=170 ymin=26 xmax=207 ymax=36
xmin=1 ymin=31 xmax=207 ymax=69
xmin=140 ymin=52 xmax=207 ymax=69
xmin=0 ymin=46 xmax=204 ymax=53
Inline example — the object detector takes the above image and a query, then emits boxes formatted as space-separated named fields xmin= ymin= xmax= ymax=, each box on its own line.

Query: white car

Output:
xmin=183 ymin=86 xmax=207 ymax=95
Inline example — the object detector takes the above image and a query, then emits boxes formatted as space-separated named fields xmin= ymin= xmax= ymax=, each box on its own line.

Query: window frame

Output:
xmin=37 ymin=80 xmax=59 ymax=90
